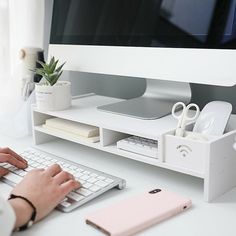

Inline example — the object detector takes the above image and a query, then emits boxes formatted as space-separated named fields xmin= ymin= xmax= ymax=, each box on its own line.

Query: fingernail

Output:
xmin=21 ymin=162 xmax=28 ymax=168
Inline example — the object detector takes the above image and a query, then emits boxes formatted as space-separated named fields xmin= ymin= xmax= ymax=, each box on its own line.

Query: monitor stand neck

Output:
xmin=98 ymin=79 xmax=192 ymax=120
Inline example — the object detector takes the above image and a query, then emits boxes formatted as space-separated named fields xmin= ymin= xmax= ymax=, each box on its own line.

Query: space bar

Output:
xmin=4 ymin=172 xmax=22 ymax=184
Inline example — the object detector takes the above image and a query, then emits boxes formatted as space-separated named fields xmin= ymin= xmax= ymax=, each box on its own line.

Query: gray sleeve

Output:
xmin=0 ymin=196 xmax=16 ymax=236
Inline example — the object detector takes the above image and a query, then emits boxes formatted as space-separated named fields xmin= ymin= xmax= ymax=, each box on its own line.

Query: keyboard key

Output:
xmin=69 ymin=170 xmax=77 ymax=175
xmin=27 ymin=160 xmax=35 ymax=165
xmin=31 ymin=155 xmax=40 ymax=161
xmin=13 ymin=169 xmax=23 ymax=174
xmin=2 ymin=163 xmax=11 ymax=169
xmin=8 ymin=166 xmax=18 ymax=172
xmin=62 ymin=163 xmax=70 ymax=168
xmin=25 ymin=166 xmax=34 ymax=172
xmin=105 ymin=178 xmax=114 ymax=184
xmin=69 ymin=165 xmax=78 ymax=170
xmin=87 ymin=177 xmax=98 ymax=184
xmin=18 ymin=171 xmax=27 ymax=177
xmin=97 ymin=176 xmax=106 ymax=180
xmin=29 ymin=156 xmax=38 ymax=161
xmin=31 ymin=163 xmax=39 ymax=168
xmin=57 ymin=161 xmax=64 ymax=165
xmin=83 ymin=182 xmax=92 ymax=189
xmin=80 ymin=175 xmax=90 ymax=181
xmin=44 ymin=156 xmax=52 ymax=161
xmin=44 ymin=161 xmax=52 ymax=166
xmin=37 ymin=159 xmax=45 ymax=164
xmin=67 ymin=192 xmax=85 ymax=202
xmin=64 ymin=167 xmax=71 ymax=172
xmin=60 ymin=201 xmax=71 ymax=208
xmin=90 ymin=173 xmax=98 ymax=177
xmin=96 ymin=180 xmax=109 ymax=188
xmin=60 ymin=197 xmax=68 ymax=203
xmin=76 ymin=188 xmax=92 ymax=196
xmin=4 ymin=172 xmax=22 ymax=184
xmin=74 ymin=172 xmax=83 ymax=178
xmin=78 ymin=179 xmax=85 ymax=185
xmin=89 ymin=186 xmax=101 ymax=192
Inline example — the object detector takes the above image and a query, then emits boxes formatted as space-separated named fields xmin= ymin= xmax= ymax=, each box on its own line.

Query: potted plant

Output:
xmin=34 ymin=57 xmax=71 ymax=111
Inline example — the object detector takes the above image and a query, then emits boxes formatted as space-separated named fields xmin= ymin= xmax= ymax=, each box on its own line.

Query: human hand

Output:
xmin=8 ymin=164 xmax=81 ymax=228
xmin=0 ymin=147 xmax=27 ymax=177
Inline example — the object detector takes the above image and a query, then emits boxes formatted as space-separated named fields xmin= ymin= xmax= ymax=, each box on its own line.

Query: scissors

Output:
xmin=172 ymin=102 xmax=200 ymax=137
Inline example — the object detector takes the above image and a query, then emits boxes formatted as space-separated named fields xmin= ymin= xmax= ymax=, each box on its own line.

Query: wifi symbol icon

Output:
xmin=176 ymin=145 xmax=192 ymax=157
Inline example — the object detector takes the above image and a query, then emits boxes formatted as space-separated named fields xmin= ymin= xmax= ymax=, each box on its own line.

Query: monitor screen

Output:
xmin=50 ymin=0 xmax=236 ymax=49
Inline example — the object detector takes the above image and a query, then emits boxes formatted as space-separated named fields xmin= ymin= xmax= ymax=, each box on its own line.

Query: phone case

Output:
xmin=86 ymin=189 xmax=191 ymax=236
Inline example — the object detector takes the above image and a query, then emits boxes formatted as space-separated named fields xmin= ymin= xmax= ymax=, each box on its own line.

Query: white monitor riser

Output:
xmin=32 ymin=94 xmax=236 ymax=202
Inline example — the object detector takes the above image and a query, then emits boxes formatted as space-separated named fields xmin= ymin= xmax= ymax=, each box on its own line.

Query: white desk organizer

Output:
xmin=31 ymin=94 xmax=236 ymax=202
xmin=164 ymin=126 xmax=236 ymax=201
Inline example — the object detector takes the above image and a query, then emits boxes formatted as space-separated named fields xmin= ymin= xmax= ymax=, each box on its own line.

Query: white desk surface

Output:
xmin=0 ymin=134 xmax=235 ymax=236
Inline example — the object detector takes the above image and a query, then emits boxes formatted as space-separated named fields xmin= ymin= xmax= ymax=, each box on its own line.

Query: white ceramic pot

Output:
xmin=35 ymin=81 xmax=71 ymax=111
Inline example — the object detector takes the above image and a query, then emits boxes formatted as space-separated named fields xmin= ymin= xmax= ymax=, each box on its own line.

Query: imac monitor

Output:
xmin=49 ymin=0 xmax=236 ymax=119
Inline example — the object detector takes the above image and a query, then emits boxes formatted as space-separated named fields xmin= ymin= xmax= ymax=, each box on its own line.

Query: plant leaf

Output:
xmin=48 ymin=56 xmax=55 ymax=69
xmin=55 ymin=62 xmax=66 ymax=73
xmin=35 ymin=70 xmax=45 ymax=77
xmin=50 ymin=74 xmax=59 ymax=86
xmin=37 ymin=60 xmax=46 ymax=68
xmin=50 ymin=59 xmax=59 ymax=74
xmin=44 ymin=76 xmax=53 ymax=86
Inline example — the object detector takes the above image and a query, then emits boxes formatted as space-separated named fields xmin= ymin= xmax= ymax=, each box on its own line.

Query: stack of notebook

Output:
xmin=43 ymin=118 xmax=100 ymax=143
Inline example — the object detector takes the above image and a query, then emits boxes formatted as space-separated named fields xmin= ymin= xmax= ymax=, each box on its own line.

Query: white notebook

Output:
xmin=42 ymin=124 xmax=100 ymax=143
xmin=45 ymin=118 xmax=99 ymax=138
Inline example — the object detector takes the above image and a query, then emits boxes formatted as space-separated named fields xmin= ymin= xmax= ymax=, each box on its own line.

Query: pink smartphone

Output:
xmin=86 ymin=189 xmax=192 ymax=236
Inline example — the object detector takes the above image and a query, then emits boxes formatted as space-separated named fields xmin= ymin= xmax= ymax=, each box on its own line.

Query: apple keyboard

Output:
xmin=1 ymin=148 xmax=126 ymax=212
xmin=117 ymin=136 xmax=158 ymax=159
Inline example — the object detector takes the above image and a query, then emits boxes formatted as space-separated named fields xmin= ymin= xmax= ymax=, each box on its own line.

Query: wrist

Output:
xmin=8 ymin=198 xmax=33 ymax=229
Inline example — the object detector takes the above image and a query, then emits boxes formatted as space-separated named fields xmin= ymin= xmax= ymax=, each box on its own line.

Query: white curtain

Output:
xmin=0 ymin=0 xmax=10 ymax=86
xmin=0 ymin=0 xmax=45 ymax=137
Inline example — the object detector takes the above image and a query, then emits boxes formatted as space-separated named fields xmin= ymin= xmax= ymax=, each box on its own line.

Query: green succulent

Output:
xmin=34 ymin=57 xmax=66 ymax=86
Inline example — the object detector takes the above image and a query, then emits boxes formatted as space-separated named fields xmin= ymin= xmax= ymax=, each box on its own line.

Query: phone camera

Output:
xmin=149 ymin=189 xmax=161 ymax=194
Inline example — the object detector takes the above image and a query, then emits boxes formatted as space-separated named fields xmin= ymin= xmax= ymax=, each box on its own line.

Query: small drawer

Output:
xmin=164 ymin=134 xmax=209 ymax=174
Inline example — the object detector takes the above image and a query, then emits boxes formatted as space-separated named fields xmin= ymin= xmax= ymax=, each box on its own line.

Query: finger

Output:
xmin=45 ymin=164 xmax=62 ymax=177
xmin=0 ymin=167 xmax=9 ymax=177
xmin=53 ymin=171 xmax=74 ymax=185
xmin=60 ymin=179 xmax=81 ymax=195
xmin=0 ymin=154 xmax=27 ymax=169
xmin=28 ymin=168 xmax=45 ymax=174
xmin=0 ymin=147 xmax=28 ymax=167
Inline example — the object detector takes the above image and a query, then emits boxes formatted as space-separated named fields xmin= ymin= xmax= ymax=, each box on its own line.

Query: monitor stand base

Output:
xmin=97 ymin=79 xmax=192 ymax=120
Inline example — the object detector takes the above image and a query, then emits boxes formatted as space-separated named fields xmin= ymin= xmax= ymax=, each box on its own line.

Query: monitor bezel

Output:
xmin=48 ymin=44 xmax=236 ymax=87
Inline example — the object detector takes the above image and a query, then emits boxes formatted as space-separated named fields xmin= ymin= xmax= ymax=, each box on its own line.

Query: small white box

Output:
xmin=164 ymin=133 xmax=210 ymax=174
